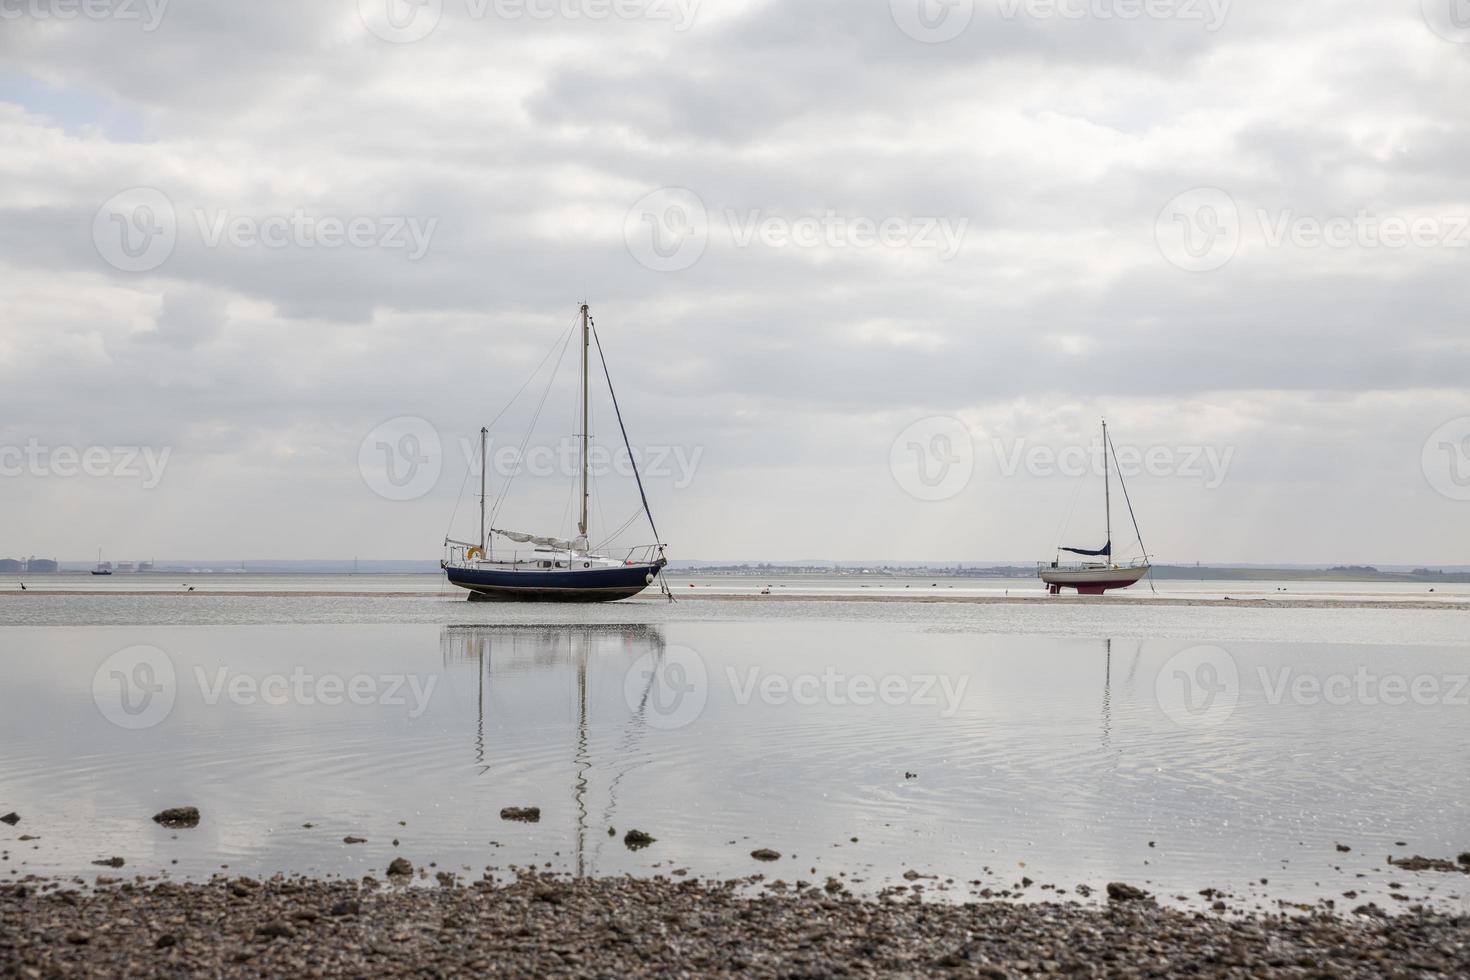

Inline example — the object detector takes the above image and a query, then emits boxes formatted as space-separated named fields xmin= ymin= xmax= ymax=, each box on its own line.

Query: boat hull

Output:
xmin=1039 ymin=564 xmax=1150 ymax=596
xmin=445 ymin=561 xmax=665 ymax=603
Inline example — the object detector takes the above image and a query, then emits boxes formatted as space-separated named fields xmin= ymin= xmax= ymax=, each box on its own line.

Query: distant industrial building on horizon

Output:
xmin=0 ymin=557 xmax=58 ymax=573
xmin=0 ymin=557 xmax=154 ymax=573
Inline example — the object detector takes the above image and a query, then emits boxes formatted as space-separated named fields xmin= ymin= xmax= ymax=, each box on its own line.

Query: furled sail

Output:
xmin=1061 ymin=540 xmax=1111 ymax=558
xmin=492 ymin=529 xmax=590 ymax=553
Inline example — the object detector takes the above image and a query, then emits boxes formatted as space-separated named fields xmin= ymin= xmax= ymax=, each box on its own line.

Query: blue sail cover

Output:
xmin=1062 ymin=540 xmax=1111 ymax=558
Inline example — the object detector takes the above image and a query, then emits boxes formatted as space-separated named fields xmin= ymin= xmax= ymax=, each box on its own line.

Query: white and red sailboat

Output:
xmin=1039 ymin=419 xmax=1152 ymax=595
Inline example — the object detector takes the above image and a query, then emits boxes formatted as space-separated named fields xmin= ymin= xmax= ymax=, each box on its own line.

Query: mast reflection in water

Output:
xmin=439 ymin=624 xmax=669 ymax=877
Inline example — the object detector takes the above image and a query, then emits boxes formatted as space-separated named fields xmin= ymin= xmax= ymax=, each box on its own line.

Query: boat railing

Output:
xmin=1037 ymin=557 xmax=1151 ymax=574
xmin=445 ymin=542 xmax=665 ymax=567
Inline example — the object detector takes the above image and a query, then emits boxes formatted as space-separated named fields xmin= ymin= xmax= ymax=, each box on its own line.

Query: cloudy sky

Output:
xmin=2 ymin=0 xmax=1468 ymax=564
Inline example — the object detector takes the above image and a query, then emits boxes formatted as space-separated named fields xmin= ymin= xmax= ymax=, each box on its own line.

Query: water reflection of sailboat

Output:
xmin=439 ymin=624 xmax=668 ymax=877
xmin=1100 ymin=637 xmax=1144 ymax=751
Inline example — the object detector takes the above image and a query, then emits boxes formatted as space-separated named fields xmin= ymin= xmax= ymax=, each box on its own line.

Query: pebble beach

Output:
xmin=5 ymin=871 xmax=1470 ymax=978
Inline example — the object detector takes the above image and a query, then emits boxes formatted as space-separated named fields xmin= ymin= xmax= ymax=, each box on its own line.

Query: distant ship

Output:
xmin=92 ymin=548 xmax=112 ymax=576
xmin=441 ymin=304 xmax=670 ymax=602
xmin=1040 ymin=419 xmax=1151 ymax=595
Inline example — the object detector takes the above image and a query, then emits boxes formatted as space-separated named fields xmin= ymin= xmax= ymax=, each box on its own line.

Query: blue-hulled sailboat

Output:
xmin=441 ymin=304 xmax=670 ymax=602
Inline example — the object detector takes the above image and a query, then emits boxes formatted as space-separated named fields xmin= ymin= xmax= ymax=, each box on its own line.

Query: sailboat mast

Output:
xmin=479 ymin=426 xmax=488 ymax=555
xmin=1102 ymin=418 xmax=1111 ymax=562
xmin=579 ymin=303 xmax=590 ymax=541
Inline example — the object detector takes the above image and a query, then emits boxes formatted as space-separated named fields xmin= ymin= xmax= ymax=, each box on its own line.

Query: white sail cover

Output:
xmin=493 ymin=529 xmax=590 ymax=553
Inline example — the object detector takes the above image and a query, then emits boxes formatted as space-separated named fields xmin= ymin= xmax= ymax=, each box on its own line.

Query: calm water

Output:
xmin=2 ymin=571 xmax=1467 ymax=604
xmin=2 ymin=587 xmax=1467 ymax=915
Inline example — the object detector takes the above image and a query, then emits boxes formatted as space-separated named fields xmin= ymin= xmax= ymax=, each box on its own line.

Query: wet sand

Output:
xmin=4 ymin=872 xmax=1467 ymax=978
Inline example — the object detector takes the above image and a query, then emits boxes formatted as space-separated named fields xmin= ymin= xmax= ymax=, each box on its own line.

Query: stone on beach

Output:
xmin=1106 ymin=882 xmax=1150 ymax=902
xmin=1389 ymin=854 xmax=1468 ymax=873
xmin=387 ymin=858 xmax=413 ymax=878
xmin=153 ymin=806 xmax=201 ymax=828
xmin=751 ymin=848 xmax=781 ymax=862
xmin=499 ymin=807 xmax=541 ymax=823
xmin=91 ymin=857 xmax=125 ymax=868
xmin=0 ymin=812 xmax=18 ymax=826
xmin=623 ymin=830 xmax=656 ymax=850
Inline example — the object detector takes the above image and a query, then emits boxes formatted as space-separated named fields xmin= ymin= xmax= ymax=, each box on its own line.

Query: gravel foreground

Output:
xmin=3 ymin=874 xmax=1468 ymax=978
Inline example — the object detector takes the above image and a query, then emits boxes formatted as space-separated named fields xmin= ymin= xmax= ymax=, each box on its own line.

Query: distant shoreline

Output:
xmin=1 ymin=589 xmax=1465 ymax=612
